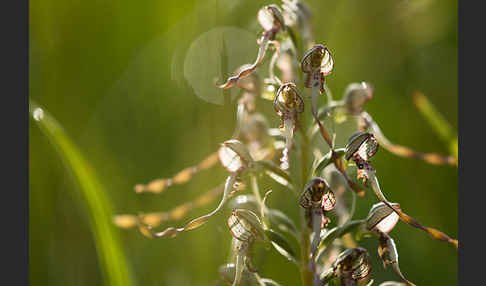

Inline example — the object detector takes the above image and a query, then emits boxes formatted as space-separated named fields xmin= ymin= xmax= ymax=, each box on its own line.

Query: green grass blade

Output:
xmin=413 ymin=92 xmax=458 ymax=159
xmin=29 ymin=100 xmax=136 ymax=286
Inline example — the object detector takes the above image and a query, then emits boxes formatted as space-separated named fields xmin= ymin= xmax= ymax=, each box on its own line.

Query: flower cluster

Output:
xmin=114 ymin=1 xmax=458 ymax=285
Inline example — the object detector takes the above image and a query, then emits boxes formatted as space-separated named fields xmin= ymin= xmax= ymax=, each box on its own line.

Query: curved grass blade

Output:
xmin=29 ymin=100 xmax=136 ymax=286
xmin=412 ymin=92 xmax=458 ymax=160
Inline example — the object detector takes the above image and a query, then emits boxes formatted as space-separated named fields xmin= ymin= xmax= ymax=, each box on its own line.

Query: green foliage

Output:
xmin=29 ymin=101 xmax=135 ymax=286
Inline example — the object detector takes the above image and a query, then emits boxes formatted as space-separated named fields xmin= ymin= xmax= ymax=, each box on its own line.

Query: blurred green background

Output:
xmin=29 ymin=0 xmax=458 ymax=285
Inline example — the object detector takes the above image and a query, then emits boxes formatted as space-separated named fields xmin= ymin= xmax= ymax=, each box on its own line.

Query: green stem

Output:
xmin=298 ymin=112 xmax=313 ymax=286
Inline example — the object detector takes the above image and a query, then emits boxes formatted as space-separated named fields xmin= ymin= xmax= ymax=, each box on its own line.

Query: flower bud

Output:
xmin=366 ymin=202 xmax=401 ymax=234
xmin=343 ymin=82 xmax=373 ymax=115
xmin=301 ymin=44 xmax=334 ymax=78
xmin=258 ymin=5 xmax=285 ymax=32
xmin=227 ymin=209 xmax=265 ymax=242
xmin=299 ymin=177 xmax=331 ymax=208
xmin=218 ymin=139 xmax=254 ymax=173
xmin=333 ymin=247 xmax=372 ymax=281
xmin=344 ymin=131 xmax=379 ymax=162
xmin=273 ymin=82 xmax=304 ymax=116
